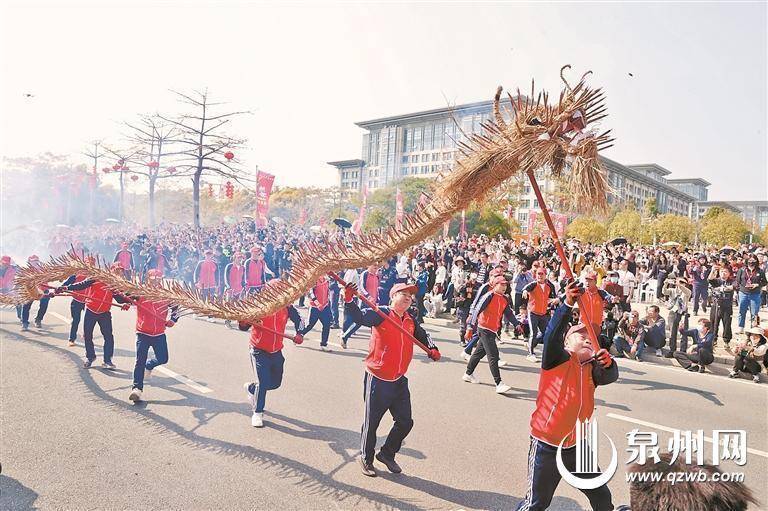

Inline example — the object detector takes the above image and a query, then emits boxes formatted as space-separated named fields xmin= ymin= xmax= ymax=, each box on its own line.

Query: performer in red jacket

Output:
xmin=517 ymin=281 xmax=618 ymax=511
xmin=60 ymin=255 xmax=95 ymax=346
xmin=60 ymin=262 xmax=131 ymax=369
xmin=194 ymin=249 xmax=219 ymax=301
xmin=113 ymin=242 xmax=135 ymax=278
xmin=298 ymin=276 xmax=333 ymax=350
xmin=238 ymin=299 xmax=305 ymax=428
xmin=344 ymin=282 xmax=440 ymax=477
xmin=128 ymin=269 xmax=180 ymax=402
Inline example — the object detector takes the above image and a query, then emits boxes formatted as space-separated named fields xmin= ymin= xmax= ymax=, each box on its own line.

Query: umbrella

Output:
xmin=333 ymin=218 xmax=352 ymax=229
xmin=661 ymin=241 xmax=681 ymax=247
xmin=309 ymin=225 xmax=322 ymax=233
xmin=55 ymin=224 xmax=71 ymax=229
xmin=105 ymin=218 xmax=120 ymax=223
xmin=609 ymin=237 xmax=627 ymax=246
xmin=242 ymin=214 xmax=254 ymax=219
xmin=720 ymin=246 xmax=736 ymax=254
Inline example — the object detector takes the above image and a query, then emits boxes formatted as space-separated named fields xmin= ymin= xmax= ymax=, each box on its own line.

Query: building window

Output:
xmin=411 ymin=155 xmax=418 ymax=163
xmin=533 ymin=199 xmax=539 ymax=208
xmin=519 ymin=199 xmax=530 ymax=208
xmin=432 ymin=153 xmax=439 ymax=161
xmin=421 ymin=154 xmax=429 ymax=162
xmin=431 ymin=165 xmax=437 ymax=172
xmin=401 ymin=155 xmax=409 ymax=164
xmin=518 ymin=212 xmax=528 ymax=222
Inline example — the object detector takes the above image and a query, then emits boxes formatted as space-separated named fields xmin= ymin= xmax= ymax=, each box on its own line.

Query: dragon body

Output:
xmin=12 ymin=67 xmax=612 ymax=322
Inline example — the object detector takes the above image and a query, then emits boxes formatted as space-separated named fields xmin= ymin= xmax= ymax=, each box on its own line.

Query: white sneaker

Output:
xmin=244 ymin=382 xmax=256 ymax=408
xmin=526 ymin=354 xmax=538 ymax=363
xmin=461 ymin=351 xmax=471 ymax=361
xmin=251 ymin=412 xmax=264 ymax=428
xmin=462 ymin=373 xmax=480 ymax=384
xmin=753 ymin=375 xmax=761 ymax=383
xmin=128 ymin=388 xmax=142 ymax=402
xmin=655 ymin=349 xmax=663 ymax=357
xmin=495 ymin=383 xmax=512 ymax=394
xmin=498 ymin=360 xmax=508 ymax=367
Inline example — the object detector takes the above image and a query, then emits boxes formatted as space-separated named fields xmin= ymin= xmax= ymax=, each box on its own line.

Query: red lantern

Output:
xmin=102 ymin=167 xmax=111 ymax=173
xmin=121 ymin=165 xmax=129 ymax=171
xmin=148 ymin=161 xmax=159 ymax=168
xmin=117 ymin=159 xmax=125 ymax=166
xmin=225 ymin=181 xmax=234 ymax=199
xmin=112 ymin=164 xmax=121 ymax=171
xmin=208 ymin=184 xmax=214 ymax=197
xmin=130 ymin=175 xmax=139 ymax=182
xmin=167 ymin=166 xmax=176 ymax=174
xmin=224 ymin=151 xmax=234 ymax=161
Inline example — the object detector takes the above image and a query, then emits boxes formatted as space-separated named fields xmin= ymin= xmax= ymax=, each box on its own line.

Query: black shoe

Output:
xmin=376 ymin=451 xmax=402 ymax=474
xmin=663 ymin=352 xmax=674 ymax=358
xmin=359 ymin=455 xmax=376 ymax=477
xmin=83 ymin=359 xmax=95 ymax=368
xmin=331 ymin=324 xmax=340 ymax=329
xmin=21 ymin=324 xmax=29 ymax=331
xmin=635 ymin=357 xmax=643 ymax=363
xmin=34 ymin=320 xmax=42 ymax=328
xmin=687 ymin=365 xmax=700 ymax=372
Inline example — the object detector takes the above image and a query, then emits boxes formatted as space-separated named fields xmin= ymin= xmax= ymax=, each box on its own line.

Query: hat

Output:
xmin=746 ymin=327 xmax=766 ymax=339
xmin=250 ymin=246 xmax=263 ymax=254
xmin=390 ymin=283 xmax=418 ymax=297
xmin=147 ymin=268 xmax=163 ymax=279
xmin=489 ymin=275 xmax=507 ymax=287
xmin=454 ymin=256 xmax=465 ymax=263
xmin=1 ymin=255 xmax=11 ymax=264
xmin=489 ymin=267 xmax=503 ymax=277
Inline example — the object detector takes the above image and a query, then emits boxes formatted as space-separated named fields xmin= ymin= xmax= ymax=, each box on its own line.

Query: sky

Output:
xmin=1 ymin=1 xmax=766 ymax=201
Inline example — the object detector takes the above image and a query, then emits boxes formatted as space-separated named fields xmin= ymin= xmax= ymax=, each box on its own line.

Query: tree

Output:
xmin=81 ymin=140 xmax=105 ymax=224
xmin=700 ymin=211 xmax=749 ymax=246
xmin=567 ymin=217 xmax=607 ymax=243
xmin=124 ymin=115 xmax=193 ymax=227
xmin=643 ymin=197 xmax=659 ymax=220
xmin=651 ymin=214 xmax=695 ymax=243
xmin=608 ymin=209 xmax=642 ymax=242
xmin=101 ymin=145 xmax=141 ymax=222
xmin=157 ymin=89 xmax=249 ymax=228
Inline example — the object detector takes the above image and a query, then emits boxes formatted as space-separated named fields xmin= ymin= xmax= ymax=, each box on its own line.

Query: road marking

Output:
xmin=606 ymin=413 xmax=768 ymax=459
xmin=49 ymin=310 xmax=212 ymax=394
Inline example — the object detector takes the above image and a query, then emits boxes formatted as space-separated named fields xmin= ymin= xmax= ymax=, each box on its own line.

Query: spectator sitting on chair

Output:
xmin=614 ymin=310 xmax=646 ymax=362
xmin=729 ymin=327 xmax=767 ymax=383
xmin=673 ymin=318 xmax=714 ymax=373
xmin=640 ymin=305 xmax=666 ymax=357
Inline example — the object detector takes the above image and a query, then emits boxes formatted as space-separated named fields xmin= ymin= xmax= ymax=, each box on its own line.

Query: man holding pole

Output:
xmin=342 ymin=281 xmax=440 ymax=477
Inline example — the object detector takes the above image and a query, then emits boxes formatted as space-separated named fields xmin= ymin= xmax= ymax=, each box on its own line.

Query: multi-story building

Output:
xmin=329 ymin=99 xmax=707 ymax=231
xmin=696 ymin=200 xmax=768 ymax=231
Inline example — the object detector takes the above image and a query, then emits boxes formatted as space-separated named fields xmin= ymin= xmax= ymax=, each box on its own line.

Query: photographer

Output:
xmin=614 ymin=310 xmax=646 ymax=362
xmin=708 ymin=265 xmax=735 ymax=349
xmin=729 ymin=327 xmax=766 ymax=383
xmin=674 ymin=318 xmax=714 ymax=373
xmin=662 ymin=275 xmax=691 ymax=358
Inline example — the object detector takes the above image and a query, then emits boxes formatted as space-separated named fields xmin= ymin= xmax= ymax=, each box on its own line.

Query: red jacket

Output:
xmin=67 ymin=279 xmax=118 ymax=314
xmin=245 ymin=258 xmax=267 ymax=287
xmin=225 ymin=263 xmax=245 ymax=294
xmin=0 ymin=265 xmax=16 ymax=292
xmin=61 ymin=274 xmax=89 ymax=303
xmin=194 ymin=259 xmax=218 ymax=288
xmin=309 ymin=279 xmax=329 ymax=309
xmin=135 ymin=298 xmax=179 ymax=336
xmin=523 ymin=281 xmax=556 ymax=315
xmin=344 ymin=302 xmax=437 ymax=382
xmin=239 ymin=306 xmax=303 ymax=353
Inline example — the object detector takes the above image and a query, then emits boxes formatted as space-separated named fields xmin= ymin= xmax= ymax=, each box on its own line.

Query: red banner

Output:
xmin=352 ymin=186 xmax=368 ymax=235
xmin=255 ymin=170 xmax=275 ymax=228
xmin=395 ymin=187 xmax=404 ymax=228
xmin=527 ymin=210 xmax=538 ymax=242
xmin=552 ymin=213 xmax=568 ymax=239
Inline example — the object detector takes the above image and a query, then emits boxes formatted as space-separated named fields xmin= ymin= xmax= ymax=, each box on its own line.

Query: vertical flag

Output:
xmin=395 ymin=187 xmax=404 ymax=229
xmin=417 ymin=191 xmax=429 ymax=209
xmin=255 ymin=170 xmax=275 ymax=228
xmin=352 ymin=185 xmax=368 ymax=235
xmin=443 ymin=219 xmax=450 ymax=238
xmin=527 ymin=210 xmax=538 ymax=242
xmin=552 ymin=213 xmax=568 ymax=239
xmin=460 ymin=210 xmax=466 ymax=237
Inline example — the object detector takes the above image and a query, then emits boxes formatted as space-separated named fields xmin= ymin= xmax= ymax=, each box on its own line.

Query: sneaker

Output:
xmin=224 ymin=320 xmax=232 ymax=329
xmin=687 ymin=365 xmax=700 ymax=372
xmin=102 ymin=361 xmax=116 ymax=370
xmin=495 ymin=382 xmax=512 ymax=394
xmin=526 ymin=354 xmax=538 ymax=363
xmin=636 ymin=357 xmax=643 ymax=363
xmin=498 ymin=360 xmax=508 ymax=367
xmin=655 ymin=349 xmax=663 ymax=357
xmin=68 ymin=341 xmax=76 ymax=347
xmin=728 ymin=371 xmax=738 ymax=378
xmin=251 ymin=412 xmax=264 ymax=428
xmin=129 ymin=388 xmax=142 ymax=402
xmin=320 ymin=345 xmax=331 ymax=352
xmin=206 ymin=317 xmax=216 ymax=323
xmin=34 ymin=320 xmax=42 ymax=328
xmin=698 ymin=366 xmax=706 ymax=373
xmin=244 ymin=382 xmax=256 ymax=409
xmin=341 ymin=340 xmax=347 ymax=349
xmin=753 ymin=375 xmax=761 ymax=383
xmin=461 ymin=351 xmax=471 ymax=361
xmin=375 ymin=451 xmax=402 ymax=474
xmin=358 ymin=455 xmax=376 ymax=477
xmin=21 ymin=324 xmax=29 ymax=331
xmin=462 ymin=373 xmax=480 ymax=384
xmin=83 ymin=359 xmax=94 ymax=368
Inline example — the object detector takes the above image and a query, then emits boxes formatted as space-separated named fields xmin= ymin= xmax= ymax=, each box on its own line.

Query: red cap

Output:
xmin=489 ymin=267 xmax=504 ymax=277
xmin=28 ymin=255 xmax=40 ymax=262
xmin=147 ymin=268 xmax=162 ymax=279
xmin=389 ymin=283 xmax=418 ymax=297
xmin=585 ymin=270 xmax=598 ymax=280
xmin=1 ymin=255 xmax=11 ymax=264
xmin=490 ymin=275 xmax=508 ymax=287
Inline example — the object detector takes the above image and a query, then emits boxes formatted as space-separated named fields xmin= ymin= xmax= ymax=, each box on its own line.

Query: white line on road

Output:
xmin=606 ymin=412 xmax=768 ymax=459
xmin=49 ymin=311 xmax=212 ymax=394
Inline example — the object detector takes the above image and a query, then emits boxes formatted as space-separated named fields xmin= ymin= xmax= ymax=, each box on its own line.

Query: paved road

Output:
xmin=2 ymin=299 xmax=766 ymax=510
